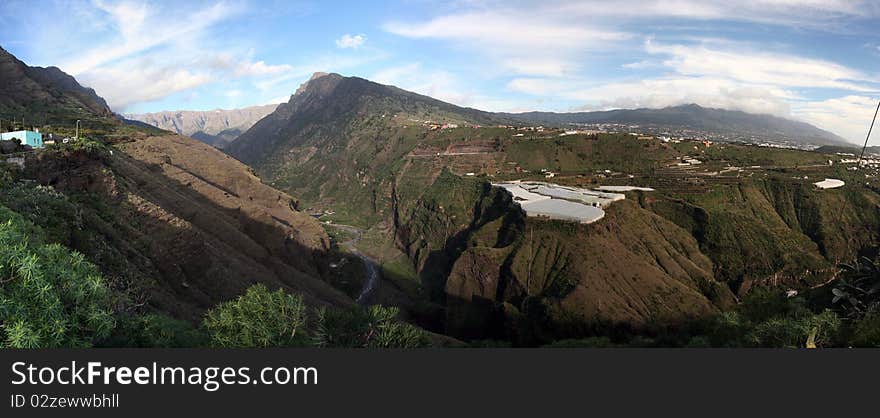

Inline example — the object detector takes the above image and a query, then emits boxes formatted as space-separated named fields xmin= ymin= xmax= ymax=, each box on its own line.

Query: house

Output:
xmin=0 ymin=130 xmax=43 ymax=148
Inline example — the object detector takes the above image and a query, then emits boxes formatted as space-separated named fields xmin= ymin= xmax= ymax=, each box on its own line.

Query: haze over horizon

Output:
xmin=1 ymin=0 xmax=879 ymax=143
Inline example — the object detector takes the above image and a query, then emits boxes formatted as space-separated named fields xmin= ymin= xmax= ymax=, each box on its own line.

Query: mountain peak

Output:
xmin=293 ymin=72 xmax=344 ymax=96
xmin=0 ymin=46 xmax=115 ymax=123
xmin=309 ymin=72 xmax=331 ymax=81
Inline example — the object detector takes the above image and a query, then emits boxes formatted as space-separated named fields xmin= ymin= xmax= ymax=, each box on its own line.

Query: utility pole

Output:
xmin=76 ymin=120 xmax=81 ymax=140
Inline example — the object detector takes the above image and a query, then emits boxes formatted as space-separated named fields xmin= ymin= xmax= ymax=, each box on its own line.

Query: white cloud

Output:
xmin=254 ymin=52 xmax=386 ymax=92
xmin=384 ymin=12 xmax=629 ymax=50
xmin=793 ymin=96 xmax=880 ymax=143
xmin=621 ymin=60 xmax=660 ymax=70
xmin=79 ymin=62 xmax=212 ymax=109
xmin=384 ymin=11 xmax=631 ymax=77
xmin=370 ymin=62 xmax=522 ymax=111
xmin=201 ymin=54 xmax=293 ymax=77
xmin=509 ymin=76 xmax=797 ymax=116
xmin=335 ymin=34 xmax=366 ymax=49
xmin=264 ymin=95 xmax=290 ymax=105
xmin=508 ymin=72 xmax=880 ymax=143
xmin=554 ymin=0 xmax=877 ymax=29
xmin=65 ymin=1 xmax=241 ymax=75
xmin=372 ymin=63 xmax=472 ymax=105
xmin=50 ymin=1 xmax=297 ymax=111
xmin=505 ymin=34 xmax=879 ymax=142
xmin=645 ymin=40 xmax=878 ymax=92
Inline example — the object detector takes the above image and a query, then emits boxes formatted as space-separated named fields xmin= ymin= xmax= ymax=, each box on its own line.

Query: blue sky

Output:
xmin=1 ymin=0 xmax=879 ymax=143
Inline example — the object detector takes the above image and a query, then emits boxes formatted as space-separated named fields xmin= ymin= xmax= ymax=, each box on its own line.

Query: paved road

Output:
xmin=326 ymin=223 xmax=380 ymax=305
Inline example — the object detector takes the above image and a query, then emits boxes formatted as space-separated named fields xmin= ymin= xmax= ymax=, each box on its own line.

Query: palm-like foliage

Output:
xmin=0 ymin=207 xmax=115 ymax=348
xmin=310 ymin=305 xmax=426 ymax=348
xmin=203 ymin=284 xmax=308 ymax=348
xmin=833 ymin=257 xmax=880 ymax=318
xmin=204 ymin=284 xmax=427 ymax=348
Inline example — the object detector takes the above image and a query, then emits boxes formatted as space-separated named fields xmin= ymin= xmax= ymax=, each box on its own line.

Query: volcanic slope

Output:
xmin=0 ymin=46 xmax=114 ymax=127
xmin=0 ymin=50 xmax=354 ymax=321
xmin=227 ymin=74 xmax=743 ymax=341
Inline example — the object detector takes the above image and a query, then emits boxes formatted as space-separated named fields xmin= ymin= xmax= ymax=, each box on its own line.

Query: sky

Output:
xmin=1 ymin=0 xmax=879 ymax=143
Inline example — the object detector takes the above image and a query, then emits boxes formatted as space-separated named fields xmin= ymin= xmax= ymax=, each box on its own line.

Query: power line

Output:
xmin=836 ymin=99 xmax=879 ymax=259
xmin=856 ymin=100 xmax=880 ymax=166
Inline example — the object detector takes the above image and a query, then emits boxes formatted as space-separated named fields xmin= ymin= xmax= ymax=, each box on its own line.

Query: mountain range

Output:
xmin=129 ymin=74 xmax=849 ymax=150
xmin=224 ymin=72 xmax=880 ymax=343
xmin=0 ymin=50 xmax=354 ymax=324
xmin=501 ymin=104 xmax=848 ymax=146
xmin=0 ymin=46 xmax=115 ymax=128
xmin=125 ymin=104 xmax=279 ymax=148
xmin=3 ymin=45 xmax=879 ymax=347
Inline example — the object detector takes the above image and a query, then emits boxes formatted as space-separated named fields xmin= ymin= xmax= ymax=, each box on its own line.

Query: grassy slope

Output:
xmin=227 ymin=75 xmax=880 ymax=343
xmin=12 ymin=132 xmax=356 ymax=322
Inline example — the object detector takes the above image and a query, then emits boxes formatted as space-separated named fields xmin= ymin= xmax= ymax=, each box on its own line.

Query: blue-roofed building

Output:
xmin=0 ymin=130 xmax=43 ymax=148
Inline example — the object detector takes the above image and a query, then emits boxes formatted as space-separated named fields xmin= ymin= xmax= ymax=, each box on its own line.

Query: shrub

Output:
xmin=311 ymin=305 xmax=427 ymax=348
xmin=746 ymin=310 xmax=840 ymax=348
xmin=202 ymin=284 xmax=428 ymax=348
xmin=832 ymin=257 xmax=880 ymax=319
xmin=0 ymin=207 xmax=115 ymax=347
xmin=0 ymin=183 xmax=82 ymax=244
xmin=102 ymin=313 xmax=207 ymax=348
xmin=545 ymin=337 xmax=615 ymax=348
xmin=849 ymin=313 xmax=880 ymax=347
xmin=203 ymin=284 xmax=308 ymax=348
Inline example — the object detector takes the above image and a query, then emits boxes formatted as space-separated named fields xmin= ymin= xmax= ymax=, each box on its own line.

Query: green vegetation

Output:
xmin=537 ymin=257 xmax=880 ymax=348
xmin=204 ymin=284 xmax=427 ymax=348
xmin=311 ymin=305 xmax=426 ymax=348
xmin=694 ymin=291 xmax=842 ymax=348
xmin=204 ymin=284 xmax=309 ymax=347
xmin=832 ymin=257 xmax=880 ymax=319
xmin=503 ymin=133 xmax=675 ymax=174
xmin=647 ymin=177 xmax=880 ymax=290
xmin=673 ymin=141 xmax=827 ymax=168
xmin=0 ymin=206 xmax=115 ymax=348
xmin=101 ymin=313 xmax=207 ymax=348
xmin=44 ymin=135 xmax=112 ymax=159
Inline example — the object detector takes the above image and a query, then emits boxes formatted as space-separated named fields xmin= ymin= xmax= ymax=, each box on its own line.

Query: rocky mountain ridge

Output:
xmin=125 ymin=104 xmax=279 ymax=148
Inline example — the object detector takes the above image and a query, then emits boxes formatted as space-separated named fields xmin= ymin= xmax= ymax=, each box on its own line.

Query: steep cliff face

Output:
xmin=645 ymin=179 xmax=880 ymax=293
xmin=0 ymin=46 xmax=115 ymax=125
xmin=393 ymin=170 xmax=734 ymax=342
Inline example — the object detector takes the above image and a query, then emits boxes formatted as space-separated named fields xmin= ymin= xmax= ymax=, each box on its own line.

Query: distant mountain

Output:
xmin=814 ymin=144 xmax=880 ymax=156
xmin=226 ymin=72 xmax=508 ymax=164
xmin=126 ymin=104 xmax=280 ymax=148
xmin=225 ymin=73 xmax=741 ymax=337
xmin=0 ymin=48 xmax=354 ymax=322
xmin=0 ymin=45 xmax=115 ymax=127
xmin=500 ymin=104 xmax=848 ymax=147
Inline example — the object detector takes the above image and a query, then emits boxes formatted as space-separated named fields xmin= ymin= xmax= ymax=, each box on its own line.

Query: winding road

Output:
xmin=326 ymin=223 xmax=380 ymax=304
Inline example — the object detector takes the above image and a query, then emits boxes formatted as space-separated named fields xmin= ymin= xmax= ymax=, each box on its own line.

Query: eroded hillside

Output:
xmin=17 ymin=133 xmax=354 ymax=321
xmin=393 ymin=169 xmax=735 ymax=343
